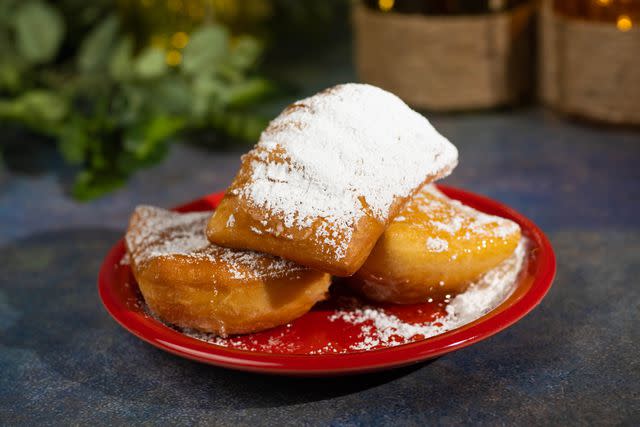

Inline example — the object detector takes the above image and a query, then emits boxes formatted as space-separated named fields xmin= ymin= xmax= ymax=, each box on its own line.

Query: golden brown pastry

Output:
xmin=125 ymin=206 xmax=331 ymax=336
xmin=206 ymin=83 xmax=458 ymax=276
xmin=348 ymin=185 xmax=521 ymax=304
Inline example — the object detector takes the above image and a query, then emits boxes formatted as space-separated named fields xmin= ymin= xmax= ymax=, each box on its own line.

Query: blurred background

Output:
xmin=0 ymin=0 xmax=638 ymax=201
xmin=1 ymin=3 xmax=639 ymax=422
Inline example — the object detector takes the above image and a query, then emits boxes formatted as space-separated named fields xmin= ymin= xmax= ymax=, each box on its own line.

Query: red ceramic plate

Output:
xmin=98 ymin=185 xmax=555 ymax=376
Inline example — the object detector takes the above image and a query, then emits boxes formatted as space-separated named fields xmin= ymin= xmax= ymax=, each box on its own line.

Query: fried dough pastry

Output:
xmin=125 ymin=206 xmax=331 ymax=336
xmin=348 ymin=186 xmax=521 ymax=304
xmin=206 ymin=83 xmax=458 ymax=276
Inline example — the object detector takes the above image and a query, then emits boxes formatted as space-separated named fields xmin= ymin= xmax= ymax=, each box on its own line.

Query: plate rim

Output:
xmin=98 ymin=185 xmax=556 ymax=376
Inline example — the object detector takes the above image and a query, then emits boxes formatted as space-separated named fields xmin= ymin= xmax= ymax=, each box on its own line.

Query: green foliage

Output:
xmin=134 ymin=47 xmax=167 ymax=79
xmin=108 ymin=37 xmax=134 ymax=81
xmin=0 ymin=2 xmax=274 ymax=200
xmin=77 ymin=14 xmax=119 ymax=72
xmin=14 ymin=1 xmax=65 ymax=65
xmin=182 ymin=25 xmax=229 ymax=75
xmin=0 ymin=90 xmax=68 ymax=126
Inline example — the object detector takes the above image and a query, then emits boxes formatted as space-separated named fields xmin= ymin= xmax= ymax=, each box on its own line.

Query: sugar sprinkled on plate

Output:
xmin=326 ymin=238 xmax=527 ymax=351
xmin=175 ymin=238 xmax=527 ymax=353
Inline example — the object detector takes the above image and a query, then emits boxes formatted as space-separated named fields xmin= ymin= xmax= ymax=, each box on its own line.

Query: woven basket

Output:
xmin=353 ymin=2 xmax=536 ymax=111
xmin=539 ymin=0 xmax=640 ymax=125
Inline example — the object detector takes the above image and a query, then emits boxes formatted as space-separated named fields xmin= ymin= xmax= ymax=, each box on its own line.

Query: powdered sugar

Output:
xmin=178 ymin=325 xmax=302 ymax=353
xmin=125 ymin=205 xmax=304 ymax=280
xmin=431 ymin=217 xmax=465 ymax=234
xmin=404 ymin=185 xmax=520 ymax=241
xmin=125 ymin=206 xmax=210 ymax=263
xmin=446 ymin=238 xmax=526 ymax=322
xmin=328 ymin=238 xmax=527 ymax=351
xmin=178 ymin=238 xmax=527 ymax=353
xmin=233 ymin=83 xmax=458 ymax=259
xmin=426 ymin=237 xmax=449 ymax=252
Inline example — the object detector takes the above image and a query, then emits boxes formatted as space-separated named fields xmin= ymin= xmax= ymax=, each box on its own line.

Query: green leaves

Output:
xmin=0 ymin=7 xmax=273 ymax=201
xmin=182 ymin=25 xmax=229 ymax=75
xmin=58 ymin=118 xmax=90 ymax=164
xmin=16 ymin=90 xmax=68 ymax=123
xmin=209 ymin=110 xmax=269 ymax=142
xmin=134 ymin=47 xmax=167 ymax=79
xmin=0 ymin=90 xmax=68 ymax=130
xmin=229 ymin=36 xmax=263 ymax=70
xmin=108 ymin=37 xmax=134 ymax=81
xmin=124 ymin=115 xmax=184 ymax=159
xmin=72 ymin=170 xmax=126 ymax=201
xmin=152 ymin=77 xmax=192 ymax=115
xmin=77 ymin=15 xmax=119 ymax=72
xmin=0 ymin=24 xmax=25 ymax=93
xmin=223 ymin=77 xmax=274 ymax=108
xmin=14 ymin=1 xmax=64 ymax=65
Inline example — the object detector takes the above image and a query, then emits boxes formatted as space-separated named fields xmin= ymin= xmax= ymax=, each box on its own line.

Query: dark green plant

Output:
xmin=0 ymin=0 xmax=273 ymax=200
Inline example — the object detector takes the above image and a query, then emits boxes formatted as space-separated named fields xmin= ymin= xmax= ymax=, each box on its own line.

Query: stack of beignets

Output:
xmin=125 ymin=83 xmax=524 ymax=336
xmin=206 ymin=83 xmax=458 ymax=276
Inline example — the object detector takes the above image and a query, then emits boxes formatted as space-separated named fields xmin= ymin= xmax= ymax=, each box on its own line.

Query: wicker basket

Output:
xmin=539 ymin=0 xmax=640 ymax=125
xmin=353 ymin=2 xmax=536 ymax=111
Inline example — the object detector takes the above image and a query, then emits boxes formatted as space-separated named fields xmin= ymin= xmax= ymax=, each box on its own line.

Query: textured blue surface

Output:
xmin=1 ymin=105 xmax=639 ymax=425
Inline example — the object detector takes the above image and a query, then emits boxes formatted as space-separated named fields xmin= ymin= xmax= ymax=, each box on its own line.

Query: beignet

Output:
xmin=125 ymin=206 xmax=331 ymax=336
xmin=348 ymin=186 xmax=521 ymax=303
xmin=206 ymin=83 xmax=458 ymax=276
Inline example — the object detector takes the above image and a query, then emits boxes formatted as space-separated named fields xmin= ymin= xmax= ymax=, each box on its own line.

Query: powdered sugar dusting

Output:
xmin=405 ymin=185 xmax=520 ymax=242
xmin=125 ymin=205 xmax=304 ymax=280
xmin=426 ymin=237 xmax=448 ymax=252
xmin=177 ymin=238 xmax=527 ymax=353
xmin=232 ymin=83 xmax=458 ymax=259
xmin=328 ymin=238 xmax=527 ymax=351
xmin=176 ymin=325 xmax=302 ymax=353
xmin=328 ymin=238 xmax=526 ymax=350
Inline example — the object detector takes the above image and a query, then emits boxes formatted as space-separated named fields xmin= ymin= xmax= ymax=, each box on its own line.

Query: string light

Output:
xmin=378 ymin=0 xmax=394 ymax=13
xmin=171 ymin=31 xmax=189 ymax=49
xmin=617 ymin=14 xmax=633 ymax=31
xmin=166 ymin=49 xmax=182 ymax=66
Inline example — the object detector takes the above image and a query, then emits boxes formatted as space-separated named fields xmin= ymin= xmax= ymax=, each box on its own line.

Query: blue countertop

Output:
xmin=1 ymin=105 xmax=639 ymax=425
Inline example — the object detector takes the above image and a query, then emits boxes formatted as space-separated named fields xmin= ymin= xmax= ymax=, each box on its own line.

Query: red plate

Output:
xmin=98 ymin=185 xmax=555 ymax=376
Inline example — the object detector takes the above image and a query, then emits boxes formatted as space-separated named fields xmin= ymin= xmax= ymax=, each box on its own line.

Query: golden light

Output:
xmin=595 ymin=0 xmax=611 ymax=6
xmin=166 ymin=49 xmax=182 ymax=66
xmin=617 ymin=15 xmax=633 ymax=31
xmin=378 ymin=0 xmax=394 ymax=13
xmin=171 ymin=31 xmax=189 ymax=49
